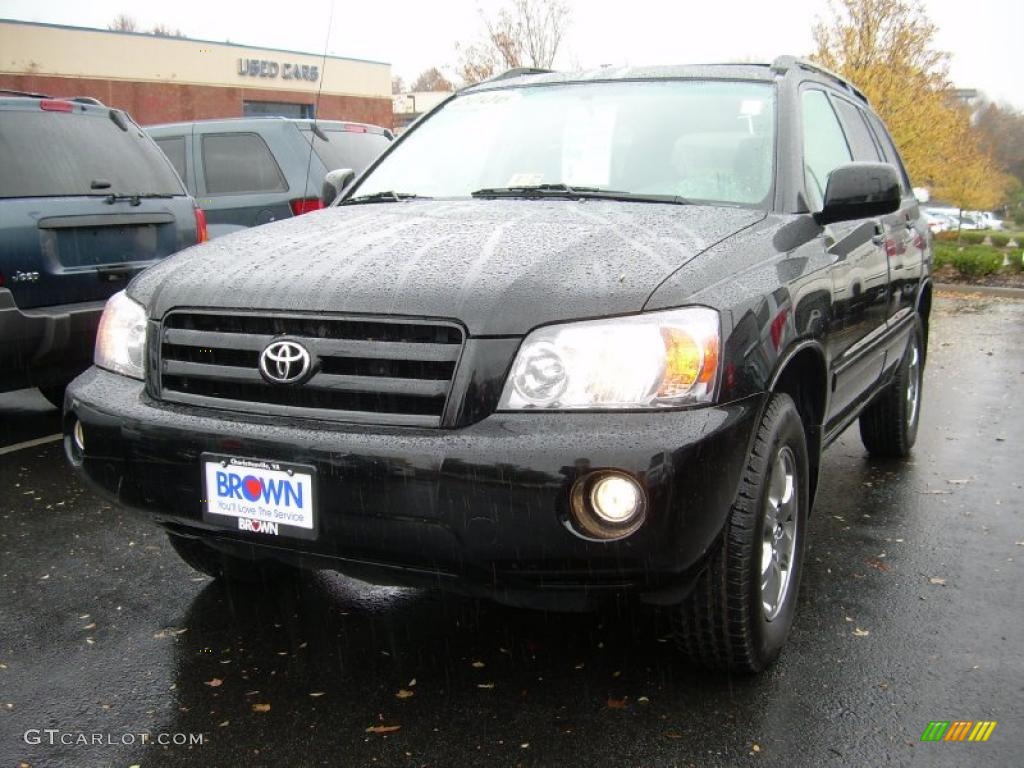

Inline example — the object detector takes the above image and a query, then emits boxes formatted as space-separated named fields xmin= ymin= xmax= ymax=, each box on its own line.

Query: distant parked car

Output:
xmin=923 ymin=211 xmax=949 ymax=234
xmin=976 ymin=211 xmax=1004 ymax=230
xmin=0 ymin=91 xmax=206 ymax=406
xmin=146 ymin=118 xmax=392 ymax=239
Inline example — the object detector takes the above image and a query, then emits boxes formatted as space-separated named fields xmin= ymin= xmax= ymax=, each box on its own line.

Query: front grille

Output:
xmin=157 ymin=311 xmax=465 ymax=427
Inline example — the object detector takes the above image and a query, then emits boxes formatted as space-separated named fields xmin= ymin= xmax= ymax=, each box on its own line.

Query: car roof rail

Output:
xmin=483 ymin=67 xmax=554 ymax=84
xmin=769 ymin=55 xmax=868 ymax=104
xmin=0 ymin=87 xmax=51 ymax=99
xmin=69 ymin=96 xmax=105 ymax=106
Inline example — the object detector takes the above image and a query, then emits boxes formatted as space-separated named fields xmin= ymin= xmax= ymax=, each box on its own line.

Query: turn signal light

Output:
xmin=658 ymin=327 xmax=718 ymax=398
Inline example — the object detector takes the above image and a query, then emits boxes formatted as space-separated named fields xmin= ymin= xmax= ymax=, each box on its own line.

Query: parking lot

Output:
xmin=0 ymin=292 xmax=1019 ymax=767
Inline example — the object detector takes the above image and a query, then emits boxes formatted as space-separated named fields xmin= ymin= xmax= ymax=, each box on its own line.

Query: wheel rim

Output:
xmin=761 ymin=445 xmax=799 ymax=622
xmin=906 ymin=340 xmax=921 ymax=429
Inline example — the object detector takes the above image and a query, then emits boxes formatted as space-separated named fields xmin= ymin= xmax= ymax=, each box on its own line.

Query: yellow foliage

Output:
xmin=811 ymin=0 xmax=1008 ymax=210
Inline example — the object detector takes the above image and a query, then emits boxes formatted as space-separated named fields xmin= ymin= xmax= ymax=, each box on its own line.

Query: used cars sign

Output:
xmin=237 ymin=58 xmax=319 ymax=82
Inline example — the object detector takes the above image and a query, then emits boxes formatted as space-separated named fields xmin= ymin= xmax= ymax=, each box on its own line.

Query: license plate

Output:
xmin=201 ymin=454 xmax=317 ymax=540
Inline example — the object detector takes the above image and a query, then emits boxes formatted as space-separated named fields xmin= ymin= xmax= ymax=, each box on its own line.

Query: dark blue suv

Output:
xmin=0 ymin=92 xmax=206 ymax=406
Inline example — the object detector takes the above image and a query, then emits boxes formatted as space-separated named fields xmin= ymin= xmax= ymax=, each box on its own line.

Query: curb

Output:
xmin=935 ymin=282 xmax=1024 ymax=299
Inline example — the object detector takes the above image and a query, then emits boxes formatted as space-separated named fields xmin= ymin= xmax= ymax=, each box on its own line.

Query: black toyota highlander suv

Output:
xmin=65 ymin=57 xmax=931 ymax=672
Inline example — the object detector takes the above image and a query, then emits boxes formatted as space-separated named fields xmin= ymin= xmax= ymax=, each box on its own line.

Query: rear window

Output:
xmin=302 ymin=129 xmax=390 ymax=174
xmin=201 ymin=132 xmax=287 ymax=194
xmin=0 ymin=109 xmax=185 ymax=199
xmin=155 ymin=136 xmax=187 ymax=182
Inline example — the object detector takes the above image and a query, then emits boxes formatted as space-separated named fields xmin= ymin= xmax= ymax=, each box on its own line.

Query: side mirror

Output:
xmin=321 ymin=168 xmax=356 ymax=207
xmin=814 ymin=162 xmax=901 ymax=225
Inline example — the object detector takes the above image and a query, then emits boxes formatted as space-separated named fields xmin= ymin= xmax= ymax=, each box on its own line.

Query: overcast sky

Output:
xmin=2 ymin=0 xmax=1020 ymax=107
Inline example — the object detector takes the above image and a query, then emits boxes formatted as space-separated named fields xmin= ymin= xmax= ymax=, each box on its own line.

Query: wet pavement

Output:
xmin=1 ymin=294 xmax=1021 ymax=767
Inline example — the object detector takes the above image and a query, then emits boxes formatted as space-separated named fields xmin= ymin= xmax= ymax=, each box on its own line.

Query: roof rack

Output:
xmin=483 ymin=67 xmax=554 ymax=84
xmin=769 ymin=55 xmax=868 ymax=104
xmin=0 ymin=88 xmax=51 ymax=99
xmin=0 ymin=89 xmax=106 ymax=106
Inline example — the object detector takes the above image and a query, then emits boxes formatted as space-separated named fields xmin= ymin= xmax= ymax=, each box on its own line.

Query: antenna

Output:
xmin=303 ymin=0 xmax=335 ymax=204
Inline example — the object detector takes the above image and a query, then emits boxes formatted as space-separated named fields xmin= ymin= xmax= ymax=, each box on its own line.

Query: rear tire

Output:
xmin=859 ymin=320 xmax=923 ymax=458
xmin=167 ymin=533 xmax=301 ymax=584
xmin=672 ymin=392 xmax=809 ymax=673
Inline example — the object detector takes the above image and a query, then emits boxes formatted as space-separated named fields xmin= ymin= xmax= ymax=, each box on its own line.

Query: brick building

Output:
xmin=0 ymin=19 xmax=392 ymax=127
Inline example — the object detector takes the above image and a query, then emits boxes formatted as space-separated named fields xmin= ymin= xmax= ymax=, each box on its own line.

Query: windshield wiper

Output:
xmin=342 ymin=191 xmax=429 ymax=205
xmin=104 ymin=193 xmax=176 ymax=206
xmin=471 ymin=184 xmax=690 ymax=205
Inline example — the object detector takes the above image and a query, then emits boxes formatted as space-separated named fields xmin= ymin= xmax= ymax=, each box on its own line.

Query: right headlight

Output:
xmin=94 ymin=290 xmax=147 ymax=380
xmin=498 ymin=307 xmax=720 ymax=411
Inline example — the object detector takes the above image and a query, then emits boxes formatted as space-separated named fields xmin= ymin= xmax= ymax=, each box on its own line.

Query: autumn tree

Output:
xmin=811 ymin=0 xmax=1009 ymax=210
xmin=456 ymin=0 xmax=570 ymax=85
xmin=108 ymin=14 xmax=138 ymax=32
xmin=410 ymin=67 xmax=454 ymax=92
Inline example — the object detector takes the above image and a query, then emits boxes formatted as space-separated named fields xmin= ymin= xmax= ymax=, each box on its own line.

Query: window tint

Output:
xmin=301 ymin=129 xmax=390 ymax=174
xmin=864 ymin=112 xmax=912 ymax=193
xmin=801 ymin=89 xmax=852 ymax=210
xmin=201 ymin=133 xmax=287 ymax=194
xmin=0 ymin=110 xmax=184 ymax=199
xmin=155 ymin=137 xmax=187 ymax=182
xmin=832 ymin=99 xmax=881 ymax=162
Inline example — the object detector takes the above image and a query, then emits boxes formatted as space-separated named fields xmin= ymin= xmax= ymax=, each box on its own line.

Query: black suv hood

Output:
xmin=130 ymin=200 xmax=764 ymax=335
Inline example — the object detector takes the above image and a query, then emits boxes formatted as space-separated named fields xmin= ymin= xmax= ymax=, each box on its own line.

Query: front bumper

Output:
xmin=0 ymin=289 xmax=105 ymax=391
xmin=66 ymin=368 xmax=765 ymax=608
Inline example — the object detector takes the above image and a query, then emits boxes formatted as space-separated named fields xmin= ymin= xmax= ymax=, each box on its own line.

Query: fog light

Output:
xmin=591 ymin=474 xmax=641 ymax=523
xmin=569 ymin=470 xmax=647 ymax=540
xmin=73 ymin=420 xmax=86 ymax=452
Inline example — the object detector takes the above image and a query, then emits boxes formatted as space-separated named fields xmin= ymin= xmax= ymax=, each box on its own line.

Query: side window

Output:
xmin=201 ymin=133 xmax=287 ymax=195
xmin=154 ymin=137 xmax=187 ymax=183
xmin=864 ymin=112 xmax=912 ymax=193
xmin=801 ymin=89 xmax=852 ymax=211
xmin=831 ymin=98 xmax=881 ymax=162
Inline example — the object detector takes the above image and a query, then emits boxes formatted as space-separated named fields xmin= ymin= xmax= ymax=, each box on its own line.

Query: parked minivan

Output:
xmin=146 ymin=118 xmax=392 ymax=239
xmin=0 ymin=92 xmax=205 ymax=406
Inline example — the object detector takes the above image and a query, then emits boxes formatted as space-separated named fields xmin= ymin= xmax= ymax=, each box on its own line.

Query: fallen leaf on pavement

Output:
xmin=395 ymin=689 xmax=414 ymax=699
xmin=866 ymin=559 xmax=891 ymax=572
xmin=606 ymin=697 xmax=627 ymax=709
xmin=204 ymin=678 xmax=223 ymax=688
xmin=366 ymin=725 xmax=401 ymax=734
xmin=251 ymin=703 xmax=271 ymax=713
xmin=928 ymin=577 xmax=947 ymax=586
xmin=477 ymin=683 xmax=495 ymax=689
xmin=853 ymin=628 xmax=870 ymax=637
xmin=309 ymin=692 xmax=325 ymax=698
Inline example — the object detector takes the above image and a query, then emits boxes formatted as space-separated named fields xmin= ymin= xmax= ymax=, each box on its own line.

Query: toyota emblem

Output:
xmin=259 ymin=340 xmax=312 ymax=384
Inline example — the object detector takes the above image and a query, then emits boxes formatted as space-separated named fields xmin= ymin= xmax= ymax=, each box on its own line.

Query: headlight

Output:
xmin=94 ymin=290 xmax=147 ymax=380
xmin=498 ymin=307 xmax=720 ymax=410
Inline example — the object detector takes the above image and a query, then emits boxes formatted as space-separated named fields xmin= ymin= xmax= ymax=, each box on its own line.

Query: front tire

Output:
xmin=167 ymin=533 xmax=301 ymax=584
xmin=672 ymin=392 xmax=809 ymax=673
xmin=859 ymin=320 xmax=923 ymax=458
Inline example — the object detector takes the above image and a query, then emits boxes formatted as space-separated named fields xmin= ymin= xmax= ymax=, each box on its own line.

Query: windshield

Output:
xmin=0 ymin=109 xmax=185 ymax=199
xmin=355 ymin=80 xmax=775 ymax=206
